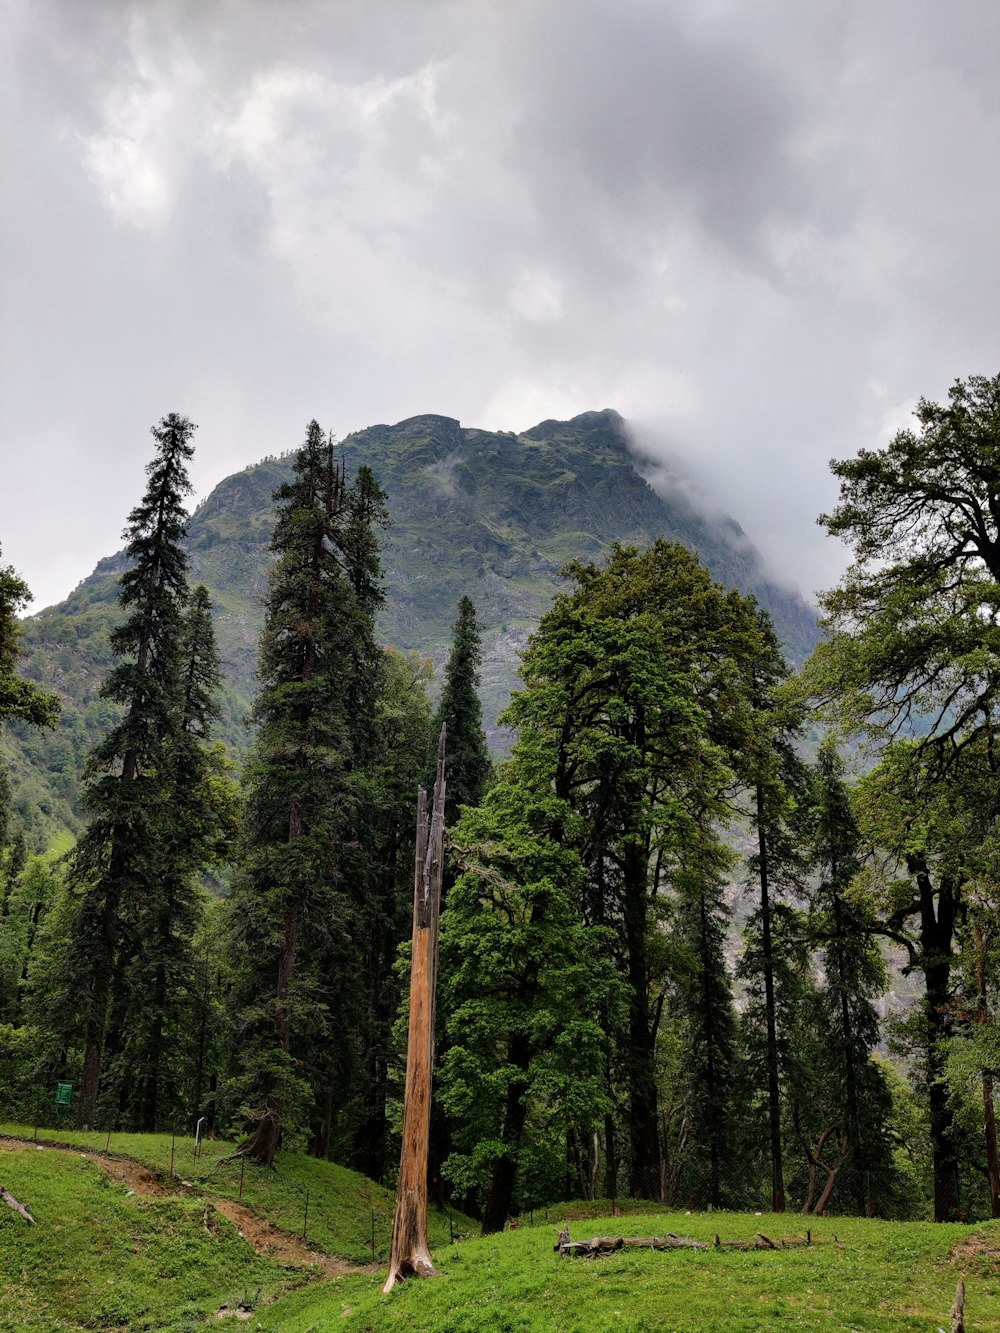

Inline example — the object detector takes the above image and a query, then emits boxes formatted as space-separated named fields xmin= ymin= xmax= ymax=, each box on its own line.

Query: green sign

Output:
xmin=55 ymin=1082 xmax=73 ymax=1107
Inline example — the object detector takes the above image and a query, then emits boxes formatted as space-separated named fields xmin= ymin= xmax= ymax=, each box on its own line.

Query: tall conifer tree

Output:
xmin=64 ymin=413 xmax=196 ymax=1128
xmin=228 ymin=425 xmax=389 ymax=1166
xmin=741 ymin=610 xmax=810 ymax=1212
xmin=127 ymin=584 xmax=229 ymax=1130
xmin=434 ymin=596 xmax=491 ymax=826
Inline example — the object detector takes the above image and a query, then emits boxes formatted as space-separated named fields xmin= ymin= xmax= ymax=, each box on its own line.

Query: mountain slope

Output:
xmin=5 ymin=410 xmax=818 ymax=845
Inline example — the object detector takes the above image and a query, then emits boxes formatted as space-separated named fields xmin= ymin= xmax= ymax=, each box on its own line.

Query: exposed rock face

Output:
xmin=7 ymin=410 xmax=818 ymax=843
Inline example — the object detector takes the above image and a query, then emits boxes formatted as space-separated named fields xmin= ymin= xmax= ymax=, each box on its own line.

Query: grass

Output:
xmin=255 ymin=1210 xmax=1000 ymax=1332
xmin=0 ymin=1123 xmax=468 ymax=1264
xmin=0 ymin=1143 xmax=286 ymax=1331
xmin=4 ymin=1127 xmax=999 ymax=1330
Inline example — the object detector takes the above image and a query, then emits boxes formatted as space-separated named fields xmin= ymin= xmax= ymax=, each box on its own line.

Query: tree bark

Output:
xmin=384 ymin=729 xmax=446 ymax=1291
xmin=0 ymin=1185 xmax=35 ymax=1224
xmin=756 ymin=783 xmax=785 ymax=1213
xmin=974 ymin=924 xmax=1000 ymax=1218
xmin=909 ymin=855 xmax=961 ymax=1222
xmin=623 ymin=836 xmax=660 ymax=1198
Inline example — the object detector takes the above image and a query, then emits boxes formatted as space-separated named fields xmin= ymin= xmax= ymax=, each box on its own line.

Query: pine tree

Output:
xmin=63 ymin=414 xmax=196 ymax=1128
xmin=340 ymin=649 xmax=433 ymax=1177
xmin=807 ymin=740 xmax=891 ymax=1214
xmin=434 ymin=597 xmax=491 ymax=826
xmin=227 ymin=424 xmax=389 ymax=1166
xmin=741 ymin=609 xmax=811 ymax=1212
xmin=427 ymin=598 xmax=491 ymax=1200
xmin=309 ymin=463 xmax=391 ymax=1164
xmin=670 ymin=835 xmax=742 ymax=1209
xmin=126 ymin=585 xmax=231 ymax=1130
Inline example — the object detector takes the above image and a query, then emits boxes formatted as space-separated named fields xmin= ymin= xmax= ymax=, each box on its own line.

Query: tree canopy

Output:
xmin=807 ymin=372 xmax=1000 ymax=753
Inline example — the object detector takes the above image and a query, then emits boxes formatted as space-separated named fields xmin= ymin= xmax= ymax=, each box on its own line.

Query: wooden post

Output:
xmin=383 ymin=726 xmax=447 ymax=1293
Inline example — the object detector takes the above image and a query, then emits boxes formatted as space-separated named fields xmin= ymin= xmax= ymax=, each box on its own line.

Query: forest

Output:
xmin=3 ymin=374 xmax=1000 ymax=1236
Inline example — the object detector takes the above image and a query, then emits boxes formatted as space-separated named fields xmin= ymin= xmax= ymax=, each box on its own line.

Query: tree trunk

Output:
xmin=623 ymin=837 xmax=660 ymax=1198
xmin=239 ymin=1106 xmax=282 ymax=1168
xmin=140 ymin=903 xmax=170 ymax=1132
xmin=481 ymin=1031 xmax=530 ymax=1235
xmin=909 ymin=856 xmax=961 ymax=1222
xmin=974 ymin=924 xmax=1000 ymax=1218
xmin=756 ymin=783 xmax=785 ymax=1212
xmin=384 ymin=730 xmax=446 ymax=1291
xmin=832 ymin=890 xmax=864 ymax=1213
xmin=699 ymin=889 xmax=722 ymax=1209
xmin=604 ymin=1111 xmax=618 ymax=1201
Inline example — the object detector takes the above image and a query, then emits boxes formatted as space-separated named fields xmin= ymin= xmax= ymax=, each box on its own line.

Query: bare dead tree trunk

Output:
xmin=383 ymin=728 xmax=446 ymax=1293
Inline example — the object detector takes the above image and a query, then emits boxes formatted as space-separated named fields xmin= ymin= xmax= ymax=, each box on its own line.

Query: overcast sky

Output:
xmin=2 ymin=0 xmax=999 ymax=612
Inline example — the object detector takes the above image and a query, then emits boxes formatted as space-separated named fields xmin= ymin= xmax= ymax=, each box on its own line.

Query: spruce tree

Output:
xmin=670 ymin=835 xmax=742 ymax=1209
xmin=807 ymin=740 xmax=891 ymax=1214
xmin=126 ymin=584 xmax=230 ymax=1130
xmin=741 ymin=609 xmax=810 ymax=1212
xmin=434 ymin=597 xmax=491 ymax=826
xmin=64 ymin=414 xmax=196 ymax=1128
xmin=427 ymin=598 xmax=490 ymax=1200
xmin=228 ymin=424 xmax=389 ymax=1166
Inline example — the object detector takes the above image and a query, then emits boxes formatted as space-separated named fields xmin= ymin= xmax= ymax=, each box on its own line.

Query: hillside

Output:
xmin=0 ymin=1125 xmax=992 ymax=1332
xmin=4 ymin=409 xmax=819 ymax=846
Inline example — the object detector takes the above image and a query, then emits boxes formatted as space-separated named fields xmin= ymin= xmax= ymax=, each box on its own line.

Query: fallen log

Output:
xmin=556 ymin=1224 xmax=833 ymax=1260
xmin=560 ymin=1236 xmax=624 ymax=1258
xmin=556 ymin=1227 xmax=704 ymax=1256
xmin=714 ymin=1231 xmax=820 ymax=1251
xmin=622 ymin=1234 xmax=708 ymax=1251
xmin=1 ymin=1184 xmax=36 ymax=1224
xmin=951 ymin=1277 xmax=966 ymax=1333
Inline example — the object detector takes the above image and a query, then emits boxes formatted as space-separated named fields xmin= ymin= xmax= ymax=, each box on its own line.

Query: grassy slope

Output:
xmin=3 ymin=1129 xmax=998 ymax=1331
xmin=259 ymin=1211 xmax=1000 ymax=1333
xmin=0 ymin=1144 xmax=286 ymax=1331
xmin=0 ymin=1124 xmax=466 ymax=1264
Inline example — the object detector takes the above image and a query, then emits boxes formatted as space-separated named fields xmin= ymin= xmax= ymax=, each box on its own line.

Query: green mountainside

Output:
xmin=5 ymin=409 xmax=818 ymax=846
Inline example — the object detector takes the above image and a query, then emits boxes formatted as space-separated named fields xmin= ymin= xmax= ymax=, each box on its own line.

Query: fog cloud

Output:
xmin=2 ymin=0 xmax=998 ymax=609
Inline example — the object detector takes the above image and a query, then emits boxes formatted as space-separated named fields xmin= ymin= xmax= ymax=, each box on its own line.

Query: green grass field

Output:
xmin=3 ymin=1126 xmax=999 ymax=1331
xmin=0 ymin=1123 xmax=461 ymax=1263
xmin=0 ymin=1143 xmax=285 ymax=1331
xmin=259 ymin=1211 xmax=1000 ymax=1332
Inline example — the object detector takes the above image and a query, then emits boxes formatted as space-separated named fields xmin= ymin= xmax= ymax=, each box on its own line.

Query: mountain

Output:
xmin=4 ymin=409 xmax=818 ymax=846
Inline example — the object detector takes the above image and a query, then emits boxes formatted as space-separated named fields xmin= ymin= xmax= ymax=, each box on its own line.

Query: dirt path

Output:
xmin=0 ymin=1134 xmax=369 ymax=1276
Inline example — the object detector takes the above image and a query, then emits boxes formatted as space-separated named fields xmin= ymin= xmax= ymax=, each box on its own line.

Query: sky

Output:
xmin=2 ymin=0 xmax=999 ymax=612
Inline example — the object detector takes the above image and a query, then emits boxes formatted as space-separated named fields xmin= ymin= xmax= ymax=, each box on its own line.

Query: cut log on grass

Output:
xmin=558 ymin=1232 xmax=709 ymax=1256
xmin=1 ymin=1184 xmax=36 ymax=1224
xmin=558 ymin=1226 xmax=833 ymax=1261
xmin=560 ymin=1237 xmax=625 ymax=1258
xmin=383 ymin=729 xmax=446 ymax=1295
